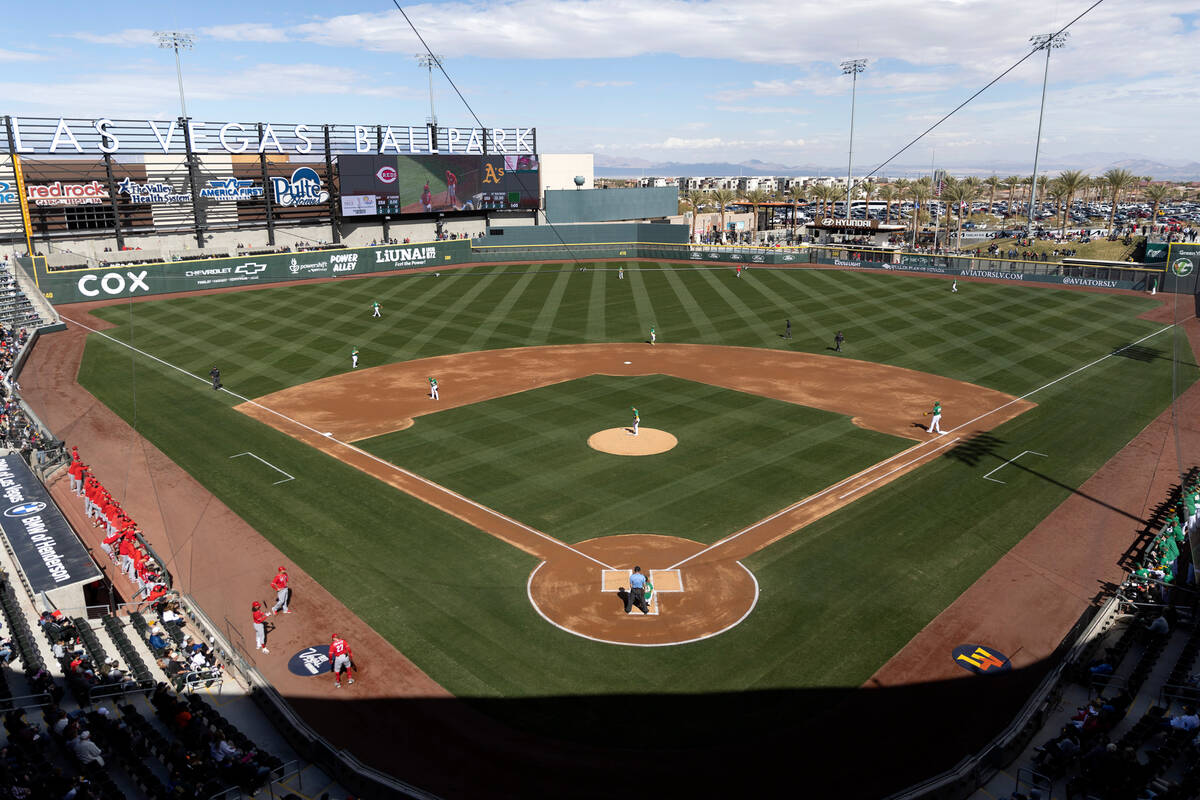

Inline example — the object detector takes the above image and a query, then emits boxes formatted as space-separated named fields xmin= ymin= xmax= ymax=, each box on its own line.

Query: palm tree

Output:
xmin=1143 ymin=183 xmax=1172 ymax=233
xmin=909 ymin=182 xmax=931 ymax=242
xmin=945 ymin=180 xmax=980 ymax=251
xmin=1102 ymin=168 xmax=1137 ymax=233
xmin=709 ymin=188 xmax=736 ymax=242
xmin=878 ymin=184 xmax=897 ymax=225
xmin=810 ymin=183 xmax=830 ymax=218
xmin=1055 ymin=170 xmax=1088 ymax=237
xmin=787 ymin=184 xmax=806 ymax=238
xmin=1004 ymin=175 xmax=1022 ymax=215
xmin=983 ymin=175 xmax=1001 ymax=218
xmin=684 ymin=189 xmax=707 ymax=241
xmin=859 ymin=180 xmax=876 ymax=215
xmin=1045 ymin=178 xmax=1067 ymax=232
xmin=742 ymin=188 xmax=771 ymax=241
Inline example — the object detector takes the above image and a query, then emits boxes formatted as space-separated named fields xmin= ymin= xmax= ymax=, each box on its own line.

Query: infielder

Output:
xmin=351 ymin=347 xmax=359 ymax=369
xmin=649 ymin=326 xmax=656 ymax=346
xmin=270 ymin=566 xmax=290 ymax=614
xmin=429 ymin=377 xmax=439 ymax=400
xmin=329 ymin=633 xmax=355 ymax=688
xmin=630 ymin=407 xmax=640 ymax=437
xmin=372 ymin=301 xmax=381 ymax=318
xmin=252 ymin=602 xmax=269 ymax=654
xmin=925 ymin=401 xmax=944 ymax=434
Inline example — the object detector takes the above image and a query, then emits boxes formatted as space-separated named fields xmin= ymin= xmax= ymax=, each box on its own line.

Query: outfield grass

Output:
xmin=74 ymin=262 xmax=1197 ymax=743
xmin=359 ymin=375 xmax=909 ymax=544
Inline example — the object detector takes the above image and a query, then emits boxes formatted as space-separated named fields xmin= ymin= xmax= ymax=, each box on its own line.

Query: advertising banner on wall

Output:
xmin=0 ymin=455 xmax=101 ymax=593
xmin=33 ymin=240 xmax=473 ymax=304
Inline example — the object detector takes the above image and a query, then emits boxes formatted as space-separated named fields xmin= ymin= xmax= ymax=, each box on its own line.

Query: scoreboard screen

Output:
xmin=337 ymin=153 xmax=539 ymax=218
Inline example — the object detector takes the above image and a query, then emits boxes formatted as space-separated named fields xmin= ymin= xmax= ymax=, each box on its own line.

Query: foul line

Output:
xmin=837 ymin=436 xmax=961 ymax=499
xmin=63 ymin=315 xmax=616 ymax=572
xmin=228 ymin=452 xmax=294 ymax=485
xmin=670 ymin=321 xmax=1178 ymax=570
xmin=981 ymin=450 xmax=1048 ymax=485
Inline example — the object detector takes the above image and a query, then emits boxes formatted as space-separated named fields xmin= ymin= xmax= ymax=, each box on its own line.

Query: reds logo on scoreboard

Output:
xmin=375 ymin=166 xmax=397 ymax=183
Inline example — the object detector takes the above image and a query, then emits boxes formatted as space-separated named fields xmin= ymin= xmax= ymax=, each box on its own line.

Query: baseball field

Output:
xmin=55 ymin=261 xmax=1197 ymax=793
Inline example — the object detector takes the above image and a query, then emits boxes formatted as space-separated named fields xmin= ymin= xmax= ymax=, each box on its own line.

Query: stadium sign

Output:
xmin=271 ymin=168 xmax=329 ymax=208
xmin=2 ymin=116 xmax=536 ymax=156
xmin=287 ymin=645 xmax=333 ymax=676
xmin=0 ymin=455 xmax=101 ymax=593
xmin=0 ymin=181 xmax=15 ymax=204
xmin=1172 ymin=258 xmax=1194 ymax=277
xmin=25 ymin=180 xmax=108 ymax=206
xmin=198 ymin=178 xmax=264 ymax=202
xmin=117 ymin=178 xmax=191 ymax=204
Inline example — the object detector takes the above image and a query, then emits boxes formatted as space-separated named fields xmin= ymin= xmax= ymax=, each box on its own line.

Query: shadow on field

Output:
xmin=1110 ymin=342 xmax=1197 ymax=368
xmin=947 ymin=432 xmax=1146 ymax=525
xmin=275 ymin=654 xmax=1061 ymax=799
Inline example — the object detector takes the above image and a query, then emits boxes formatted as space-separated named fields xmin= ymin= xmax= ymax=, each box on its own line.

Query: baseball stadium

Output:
xmin=0 ymin=20 xmax=1199 ymax=800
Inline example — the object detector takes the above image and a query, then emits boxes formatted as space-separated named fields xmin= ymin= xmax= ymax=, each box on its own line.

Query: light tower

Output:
xmin=1026 ymin=31 xmax=1069 ymax=235
xmin=155 ymin=31 xmax=195 ymax=120
xmin=415 ymin=54 xmax=445 ymax=126
xmin=840 ymin=58 xmax=868 ymax=217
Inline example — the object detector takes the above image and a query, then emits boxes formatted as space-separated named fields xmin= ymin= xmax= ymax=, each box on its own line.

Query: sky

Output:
xmin=2 ymin=0 xmax=1198 ymax=170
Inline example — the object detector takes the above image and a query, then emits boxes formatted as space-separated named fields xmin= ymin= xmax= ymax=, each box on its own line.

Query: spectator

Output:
xmin=71 ymin=730 xmax=104 ymax=768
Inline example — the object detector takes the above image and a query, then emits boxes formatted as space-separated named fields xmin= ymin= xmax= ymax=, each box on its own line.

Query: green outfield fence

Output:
xmin=15 ymin=239 xmax=1187 ymax=305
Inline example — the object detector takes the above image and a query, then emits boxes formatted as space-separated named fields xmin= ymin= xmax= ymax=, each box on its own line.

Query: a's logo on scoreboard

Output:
xmin=1171 ymin=258 xmax=1194 ymax=277
xmin=375 ymin=166 xmax=397 ymax=184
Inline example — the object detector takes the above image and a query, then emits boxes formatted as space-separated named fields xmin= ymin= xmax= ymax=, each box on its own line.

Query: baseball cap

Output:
xmin=252 ymin=601 xmax=260 ymax=609
xmin=278 ymin=566 xmax=286 ymax=572
xmin=331 ymin=633 xmax=339 ymax=640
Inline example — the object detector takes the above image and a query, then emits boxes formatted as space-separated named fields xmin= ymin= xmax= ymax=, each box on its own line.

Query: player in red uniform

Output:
xmin=445 ymin=170 xmax=458 ymax=208
xmin=329 ymin=633 xmax=355 ymax=688
xmin=252 ymin=602 xmax=270 ymax=654
xmin=270 ymin=566 xmax=291 ymax=614
xmin=420 ymin=182 xmax=433 ymax=212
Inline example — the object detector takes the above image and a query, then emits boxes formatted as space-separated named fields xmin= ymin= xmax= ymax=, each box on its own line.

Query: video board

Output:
xmin=338 ymin=153 xmax=539 ymax=217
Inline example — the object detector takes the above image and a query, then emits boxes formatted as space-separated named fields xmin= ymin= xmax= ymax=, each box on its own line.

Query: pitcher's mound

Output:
xmin=588 ymin=427 xmax=678 ymax=456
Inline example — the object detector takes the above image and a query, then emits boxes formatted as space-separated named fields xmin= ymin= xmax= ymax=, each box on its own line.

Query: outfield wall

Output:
xmin=20 ymin=240 xmax=1169 ymax=304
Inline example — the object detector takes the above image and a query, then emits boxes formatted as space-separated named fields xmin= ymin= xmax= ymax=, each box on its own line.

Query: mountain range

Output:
xmin=594 ymin=154 xmax=1200 ymax=181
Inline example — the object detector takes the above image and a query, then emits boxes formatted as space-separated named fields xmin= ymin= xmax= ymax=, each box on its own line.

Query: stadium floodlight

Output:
xmin=416 ymin=54 xmax=446 ymax=126
xmin=1026 ymin=32 xmax=1069 ymax=235
xmin=155 ymin=31 xmax=195 ymax=120
xmin=840 ymin=59 xmax=868 ymax=216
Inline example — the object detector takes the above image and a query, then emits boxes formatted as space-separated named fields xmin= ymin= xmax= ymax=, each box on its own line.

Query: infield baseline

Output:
xmin=229 ymin=452 xmax=295 ymax=485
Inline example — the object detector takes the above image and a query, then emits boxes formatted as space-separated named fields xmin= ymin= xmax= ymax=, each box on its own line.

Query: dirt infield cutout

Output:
xmin=587 ymin=427 xmax=678 ymax=455
xmin=237 ymin=343 xmax=1033 ymax=646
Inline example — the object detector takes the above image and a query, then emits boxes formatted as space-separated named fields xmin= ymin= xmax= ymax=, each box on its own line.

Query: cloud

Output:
xmin=714 ymin=106 xmax=810 ymax=115
xmin=62 ymin=28 xmax=159 ymax=47
xmin=574 ymin=80 xmax=633 ymax=88
xmin=0 ymin=48 xmax=45 ymax=62
xmin=593 ymin=136 xmax=806 ymax=151
xmin=199 ymin=24 xmax=290 ymax=43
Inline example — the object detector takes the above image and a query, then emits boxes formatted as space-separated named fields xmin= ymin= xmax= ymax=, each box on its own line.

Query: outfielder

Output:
xmin=951 ymin=280 xmax=958 ymax=293
xmin=329 ymin=633 xmax=355 ymax=688
xmin=618 ymin=266 xmax=624 ymax=280
xmin=925 ymin=401 xmax=944 ymax=434
xmin=351 ymin=347 xmax=359 ymax=369
xmin=630 ymin=407 xmax=640 ymax=436
xmin=372 ymin=301 xmax=381 ymax=318
xmin=649 ymin=326 xmax=656 ymax=346
xmin=429 ymin=377 xmax=439 ymax=400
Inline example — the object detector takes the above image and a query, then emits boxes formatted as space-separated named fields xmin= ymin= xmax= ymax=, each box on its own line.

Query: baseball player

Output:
xmin=329 ymin=633 xmax=355 ymax=688
xmin=428 ymin=377 xmax=439 ymax=400
xmin=925 ymin=401 xmax=944 ymax=434
xmin=351 ymin=347 xmax=359 ymax=369
xmin=210 ymin=366 xmax=221 ymax=391
xmin=618 ymin=266 xmax=624 ymax=280
xmin=445 ymin=170 xmax=458 ymax=207
xmin=736 ymin=265 xmax=744 ymax=278
xmin=649 ymin=326 xmax=656 ymax=346
xmin=371 ymin=301 xmax=381 ymax=318
xmin=252 ymin=602 xmax=269 ymax=654
xmin=834 ymin=330 xmax=845 ymax=352
xmin=270 ymin=566 xmax=291 ymax=614
xmin=421 ymin=182 xmax=433 ymax=212
xmin=951 ymin=279 xmax=958 ymax=293
xmin=630 ymin=407 xmax=640 ymax=437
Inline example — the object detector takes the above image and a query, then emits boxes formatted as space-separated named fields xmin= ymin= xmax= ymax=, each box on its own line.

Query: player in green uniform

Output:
xmin=371 ymin=301 xmax=381 ymax=318
xmin=630 ymin=407 xmax=640 ymax=436
xmin=925 ymin=401 xmax=943 ymax=434
xmin=649 ymin=326 xmax=656 ymax=346
xmin=429 ymin=377 xmax=439 ymax=400
xmin=351 ymin=347 xmax=359 ymax=369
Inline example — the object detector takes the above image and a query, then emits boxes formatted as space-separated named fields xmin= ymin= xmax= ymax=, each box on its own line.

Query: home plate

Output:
xmin=323 ymin=432 xmax=332 ymax=437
